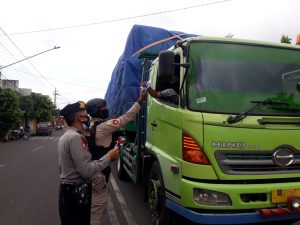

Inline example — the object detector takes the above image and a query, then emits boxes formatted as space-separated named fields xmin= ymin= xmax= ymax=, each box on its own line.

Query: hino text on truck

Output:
xmin=105 ymin=25 xmax=300 ymax=224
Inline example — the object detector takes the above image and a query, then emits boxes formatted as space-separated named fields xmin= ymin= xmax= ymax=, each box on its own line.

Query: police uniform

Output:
xmin=95 ymin=102 xmax=141 ymax=147
xmin=58 ymin=101 xmax=112 ymax=225
xmin=89 ymin=101 xmax=141 ymax=225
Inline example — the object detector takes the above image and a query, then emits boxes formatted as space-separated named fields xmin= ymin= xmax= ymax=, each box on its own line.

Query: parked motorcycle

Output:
xmin=7 ymin=127 xmax=29 ymax=140
xmin=8 ymin=130 xmax=19 ymax=140
xmin=19 ymin=127 xmax=29 ymax=140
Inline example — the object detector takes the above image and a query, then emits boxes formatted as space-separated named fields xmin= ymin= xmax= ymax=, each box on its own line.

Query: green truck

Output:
xmin=116 ymin=36 xmax=300 ymax=224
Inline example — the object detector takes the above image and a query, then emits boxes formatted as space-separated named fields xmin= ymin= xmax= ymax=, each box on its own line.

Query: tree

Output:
xmin=52 ymin=108 xmax=60 ymax=117
xmin=0 ymin=88 xmax=22 ymax=140
xmin=281 ymin=35 xmax=292 ymax=44
xmin=19 ymin=94 xmax=34 ymax=129
xmin=19 ymin=95 xmax=34 ymax=118
xmin=31 ymin=92 xmax=55 ymax=123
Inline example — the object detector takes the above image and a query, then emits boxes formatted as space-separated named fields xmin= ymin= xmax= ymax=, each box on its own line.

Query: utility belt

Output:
xmin=60 ymin=182 xmax=91 ymax=207
xmin=60 ymin=182 xmax=77 ymax=190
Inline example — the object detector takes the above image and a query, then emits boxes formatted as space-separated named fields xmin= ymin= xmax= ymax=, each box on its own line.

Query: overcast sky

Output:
xmin=0 ymin=0 xmax=299 ymax=109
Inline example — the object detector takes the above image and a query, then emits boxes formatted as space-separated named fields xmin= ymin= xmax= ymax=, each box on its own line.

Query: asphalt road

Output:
xmin=0 ymin=129 xmax=299 ymax=225
xmin=0 ymin=131 xmax=60 ymax=225
xmin=0 ymin=129 xmax=152 ymax=225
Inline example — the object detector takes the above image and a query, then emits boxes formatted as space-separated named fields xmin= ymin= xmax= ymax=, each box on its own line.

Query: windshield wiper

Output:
xmin=226 ymin=98 xmax=288 ymax=124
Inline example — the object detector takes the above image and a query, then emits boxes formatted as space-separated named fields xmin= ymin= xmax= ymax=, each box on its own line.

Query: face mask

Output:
xmin=99 ymin=109 xmax=109 ymax=119
xmin=83 ymin=119 xmax=90 ymax=126
xmin=78 ymin=115 xmax=89 ymax=124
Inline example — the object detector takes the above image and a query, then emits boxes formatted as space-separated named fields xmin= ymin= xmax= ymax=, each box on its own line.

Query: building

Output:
xmin=19 ymin=88 xmax=32 ymax=96
xmin=1 ymin=79 xmax=19 ymax=90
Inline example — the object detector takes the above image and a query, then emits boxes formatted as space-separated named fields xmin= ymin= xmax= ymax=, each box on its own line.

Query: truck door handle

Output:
xmin=151 ymin=121 xmax=157 ymax=127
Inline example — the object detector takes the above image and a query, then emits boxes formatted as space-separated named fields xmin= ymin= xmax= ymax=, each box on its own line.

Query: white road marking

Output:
xmin=32 ymin=146 xmax=44 ymax=152
xmin=110 ymin=175 xmax=137 ymax=225
xmin=107 ymin=194 xmax=120 ymax=225
xmin=0 ymin=165 xmax=4 ymax=168
xmin=30 ymin=136 xmax=59 ymax=141
xmin=31 ymin=137 xmax=43 ymax=140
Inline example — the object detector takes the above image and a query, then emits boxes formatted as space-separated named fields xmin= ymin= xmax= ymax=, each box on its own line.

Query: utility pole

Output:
xmin=53 ymin=88 xmax=60 ymax=108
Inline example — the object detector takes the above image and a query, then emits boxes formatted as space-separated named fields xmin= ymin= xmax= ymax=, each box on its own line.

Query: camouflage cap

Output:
xmin=60 ymin=101 xmax=86 ymax=117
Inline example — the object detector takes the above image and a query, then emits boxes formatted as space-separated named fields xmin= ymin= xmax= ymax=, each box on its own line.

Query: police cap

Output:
xmin=60 ymin=101 xmax=86 ymax=117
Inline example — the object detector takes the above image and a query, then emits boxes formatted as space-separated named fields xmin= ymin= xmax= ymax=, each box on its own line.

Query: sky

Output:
xmin=0 ymin=0 xmax=299 ymax=109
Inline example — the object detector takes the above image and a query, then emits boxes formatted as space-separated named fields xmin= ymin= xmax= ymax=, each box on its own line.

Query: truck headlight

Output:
xmin=193 ymin=188 xmax=232 ymax=206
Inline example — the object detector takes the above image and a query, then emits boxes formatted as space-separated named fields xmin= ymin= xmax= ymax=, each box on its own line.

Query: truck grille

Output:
xmin=215 ymin=150 xmax=300 ymax=175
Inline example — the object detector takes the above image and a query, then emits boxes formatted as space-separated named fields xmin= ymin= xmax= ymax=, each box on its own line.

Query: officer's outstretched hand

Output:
xmin=107 ymin=147 xmax=120 ymax=161
xmin=138 ymin=89 xmax=147 ymax=102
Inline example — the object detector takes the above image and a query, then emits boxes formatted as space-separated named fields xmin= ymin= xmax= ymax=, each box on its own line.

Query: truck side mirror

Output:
xmin=158 ymin=50 xmax=174 ymax=81
xmin=157 ymin=51 xmax=174 ymax=91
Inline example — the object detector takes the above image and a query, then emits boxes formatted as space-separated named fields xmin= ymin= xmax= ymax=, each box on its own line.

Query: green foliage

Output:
xmin=52 ymin=108 xmax=60 ymax=117
xmin=0 ymin=89 xmax=55 ymax=140
xmin=0 ymin=88 xmax=22 ymax=140
xmin=281 ymin=35 xmax=292 ymax=44
xmin=31 ymin=92 xmax=55 ymax=122
xmin=20 ymin=95 xmax=34 ymax=118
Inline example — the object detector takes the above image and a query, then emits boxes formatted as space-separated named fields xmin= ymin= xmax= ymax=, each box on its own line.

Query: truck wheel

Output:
xmin=148 ymin=161 xmax=170 ymax=225
xmin=117 ymin=155 xmax=128 ymax=180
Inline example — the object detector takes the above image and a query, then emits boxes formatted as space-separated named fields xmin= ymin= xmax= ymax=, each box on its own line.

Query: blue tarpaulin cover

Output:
xmin=104 ymin=24 xmax=197 ymax=118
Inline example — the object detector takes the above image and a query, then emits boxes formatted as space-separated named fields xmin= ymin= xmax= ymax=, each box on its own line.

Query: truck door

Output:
xmin=146 ymin=54 xmax=183 ymax=196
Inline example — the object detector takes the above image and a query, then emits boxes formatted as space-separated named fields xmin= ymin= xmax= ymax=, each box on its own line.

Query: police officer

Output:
xmin=58 ymin=101 xmax=119 ymax=225
xmin=86 ymin=91 xmax=147 ymax=225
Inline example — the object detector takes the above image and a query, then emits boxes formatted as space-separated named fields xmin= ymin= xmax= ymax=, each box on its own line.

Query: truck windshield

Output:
xmin=187 ymin=41 xmax=300 ymax=115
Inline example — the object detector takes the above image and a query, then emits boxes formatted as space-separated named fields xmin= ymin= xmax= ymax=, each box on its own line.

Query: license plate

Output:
xmin=272 ymin=189 xmax=300 ymax=203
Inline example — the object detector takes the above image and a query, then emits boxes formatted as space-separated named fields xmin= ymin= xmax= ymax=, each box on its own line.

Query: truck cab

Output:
xmin=118 ymin=36 xmax=300 ymax=224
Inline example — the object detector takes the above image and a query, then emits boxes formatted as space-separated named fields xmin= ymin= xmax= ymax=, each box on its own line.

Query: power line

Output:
xmin=0 ymin=69 xmax=39 ymax=91
xmin=8 ymin=61 xmax=106 ymax=92
xmin=4 ymin=0 xmax=231 ymax=36
xmin=0 ymin=26 xmax=57 ymax=89
xmin=0 ymin=42 xmax=39 ymax=89
xmin=46 ymin=77 xmax=103 ymax=89
xmin=3 ymin=67 xmax=104 ymax=89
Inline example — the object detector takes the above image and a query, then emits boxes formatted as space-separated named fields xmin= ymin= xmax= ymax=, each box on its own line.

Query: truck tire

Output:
xmin=148 ymin=161 xmax=170 ymax=225
xmin=117 ymin=155 xmax=128 ymax=180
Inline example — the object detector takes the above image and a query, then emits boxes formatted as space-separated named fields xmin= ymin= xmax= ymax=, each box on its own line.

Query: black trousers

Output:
xmin=59 ymin=184 xmax=90 ymax=225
